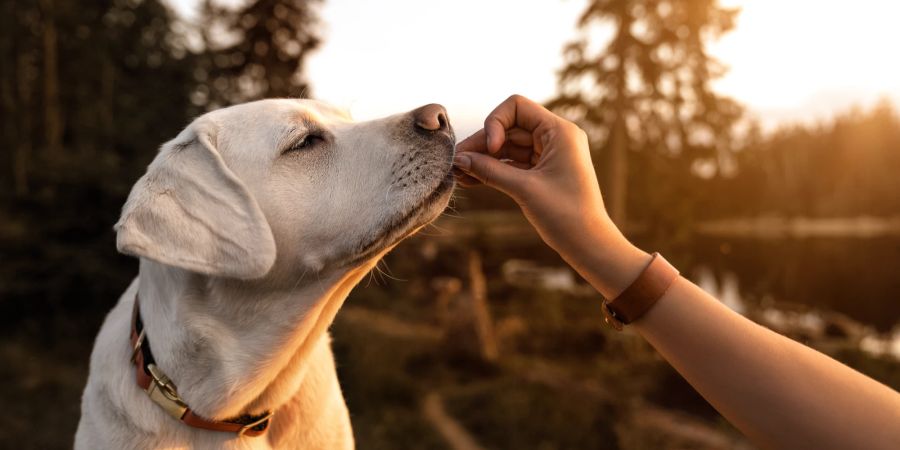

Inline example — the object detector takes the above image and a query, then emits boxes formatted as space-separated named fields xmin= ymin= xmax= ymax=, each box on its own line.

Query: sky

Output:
xmin=168 ymin=0 xmax=900 ymax=138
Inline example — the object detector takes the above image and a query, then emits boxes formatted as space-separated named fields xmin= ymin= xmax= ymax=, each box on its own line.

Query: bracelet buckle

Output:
xmin=602 ymin=301 xmax=624 ymax=331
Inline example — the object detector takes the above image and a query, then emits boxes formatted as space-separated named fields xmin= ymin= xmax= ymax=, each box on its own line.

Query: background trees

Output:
xmin=0 ymin=3 xmax=323 ymax=444
xmin=0 ymin=0 xmax=323 ymax=337
xmin=0 ymin=0 xmax=197 ymax=332
xmin=548 ymin=0 xmax=743 ymax=228
xmin=196 ymin=0 xmax=322 ymax=107
xmin=702 ymin=100 xmax=900 ymax=219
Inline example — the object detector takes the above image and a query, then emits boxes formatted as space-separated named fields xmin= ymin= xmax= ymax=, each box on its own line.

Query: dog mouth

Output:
xmin=341 ymin=160 xmax=455 ymax=268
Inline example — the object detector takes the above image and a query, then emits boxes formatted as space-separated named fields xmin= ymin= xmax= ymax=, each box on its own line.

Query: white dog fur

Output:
xmin=75 ymin=99 xmax=455 ymax=449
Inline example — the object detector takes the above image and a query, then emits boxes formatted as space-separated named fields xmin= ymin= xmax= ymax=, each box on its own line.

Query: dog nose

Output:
xmin=412 ymin=104 xmax=449 ymax=132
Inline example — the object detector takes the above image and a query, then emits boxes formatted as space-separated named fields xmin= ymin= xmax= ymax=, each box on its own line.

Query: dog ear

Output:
xmin=114 ymin=122 xmax=277 ymax=279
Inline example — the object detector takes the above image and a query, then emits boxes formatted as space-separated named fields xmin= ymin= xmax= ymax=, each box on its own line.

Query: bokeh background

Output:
xmin=2 ymin=0 xmax=899 ymax=448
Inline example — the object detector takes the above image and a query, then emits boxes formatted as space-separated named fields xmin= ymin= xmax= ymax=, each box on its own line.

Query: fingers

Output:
xmin=453 ymin=152 xmax=526 ymax=197
xmin=458 ymin=128 xmax=535 ymax=163
xmin=505 ymin=128 xmax=533 ymax=147
xmin=503 ymin=160 xmax=531 ymax=170
xmin=453 ymin=143 xmax=535 ymax=190
xmin=453 ymin=160 xmax=530 ymax=187
xmin=454 ymin=95 xmax=556 ymax=194
xmin=458 ymin=139 xmax=534 ymax=165
xmin=484 ymin=95 xmax=556 ymax=153
xmin=456 ymin=129 xmax=488 ymax=154
xmin=498 ymin=143 xmax=533 ymax=163
xmin=453 ymin=168 xmax=481 ymax=187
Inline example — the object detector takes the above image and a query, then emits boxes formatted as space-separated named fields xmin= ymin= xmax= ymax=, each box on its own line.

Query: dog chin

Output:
xmin=340 ymin=174 xmax=455 ymax=269
xmin=409 ymin=173 xmax=455 ymax=231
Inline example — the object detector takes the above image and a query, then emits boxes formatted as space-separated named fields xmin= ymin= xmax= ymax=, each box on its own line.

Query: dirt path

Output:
xmin=422 ymin=391 xmax=487 ymax=450
xmin=510 ymin=356 xmax=751 ymax=449
xmin=339 ymin=306 xmax=442 ymax=341
xmin=338 ymin=307 xmax=487 ymax=449
xmin=628 ymin=405 xmax=754 ymax=449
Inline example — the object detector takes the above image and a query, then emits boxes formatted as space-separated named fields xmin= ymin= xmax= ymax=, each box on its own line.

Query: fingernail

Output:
xmin=453 ymin=154 xmax=471 ymax=171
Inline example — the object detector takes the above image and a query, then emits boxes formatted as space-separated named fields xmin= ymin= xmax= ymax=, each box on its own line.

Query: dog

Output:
xmin=74 ymin=99 xmax=455 ymax=449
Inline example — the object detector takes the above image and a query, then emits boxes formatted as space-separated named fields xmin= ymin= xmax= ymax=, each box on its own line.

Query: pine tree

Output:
xmin=0 ymin=0 xmax=197 ymax=323
xmin=548 ymin=0 xmax=743 ymax=226
xmin=197 ymin=0 xmax=322 ymax=108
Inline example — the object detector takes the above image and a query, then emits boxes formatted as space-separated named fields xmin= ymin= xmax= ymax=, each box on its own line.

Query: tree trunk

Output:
xmin=2 ymin=81 xmax=16 ymax=193
xmin=605 ymin=6 xmax=632 ymax=229
xmin=14 ymin=51 xmax=35 ymax=197
xmin=467 ymin=251 xmax=498 ymax=362
xmin=605 ymin=116 xmax=628 ymax=227
xmin=1 ymin=39 xmax=19 ymax=194
xmin=100 ymin=54 xmax=116 ymax=151
xmin=436 ymin=253 xmax=499 ymax=363
xmin=40 ymin=0 xmax=62 ymax=155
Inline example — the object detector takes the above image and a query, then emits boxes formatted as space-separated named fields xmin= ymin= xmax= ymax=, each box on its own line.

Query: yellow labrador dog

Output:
xmin=75 ymin=99 xmax=455 ymax=449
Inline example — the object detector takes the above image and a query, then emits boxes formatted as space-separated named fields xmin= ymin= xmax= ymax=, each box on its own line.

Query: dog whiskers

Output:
xmin=364 ymin=268 xmax=379 ymax=287
xmin=291 ymin=266 xmax=310 ymax=291
xmin=376 ymin=259 xmax=405 ymax=282
xmin=439 ymin=209 xmax=463 ymax=219
xmin=422 ymin=221 xmax=451 ymax=235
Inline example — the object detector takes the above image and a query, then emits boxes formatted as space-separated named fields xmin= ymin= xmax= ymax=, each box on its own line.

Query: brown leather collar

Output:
xmin=130 ymin=294 xmax=273 ymax=437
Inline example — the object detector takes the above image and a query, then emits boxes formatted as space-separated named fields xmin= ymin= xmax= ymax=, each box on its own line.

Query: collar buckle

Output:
xmin=146 ymin=363 xmax=189 ymax=420
xmin=131 ymin=294 xmax=272 ymax=436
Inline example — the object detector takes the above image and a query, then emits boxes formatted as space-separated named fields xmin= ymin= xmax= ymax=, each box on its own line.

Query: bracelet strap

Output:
xmin=602 ymin=252 xmax=679 ymax=330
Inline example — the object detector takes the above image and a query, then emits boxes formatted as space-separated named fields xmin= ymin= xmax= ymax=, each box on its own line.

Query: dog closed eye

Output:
xmin=283 ymin=133 xmax=326 ymax=154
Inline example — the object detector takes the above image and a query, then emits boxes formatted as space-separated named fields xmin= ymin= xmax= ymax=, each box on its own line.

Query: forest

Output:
xmin=1 ymin=0 xmax=898 ymax=448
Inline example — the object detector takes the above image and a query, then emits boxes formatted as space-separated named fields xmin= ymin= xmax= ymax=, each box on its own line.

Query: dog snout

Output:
xmin=412 ymin=104 xmax=450 ymax=133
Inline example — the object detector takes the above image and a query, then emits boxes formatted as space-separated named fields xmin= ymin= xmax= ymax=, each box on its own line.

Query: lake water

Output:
xmin=684 ymin=236 xmax=900 ymax=333
xmin=438 ymin=213 xmax=900 ymax=333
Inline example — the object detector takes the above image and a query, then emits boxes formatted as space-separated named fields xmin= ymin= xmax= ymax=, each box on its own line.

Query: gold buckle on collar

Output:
xmin=146 ymin=364 xmax=189 ymax=420
xmin=238 ymin=411 xmax=274 ymax=437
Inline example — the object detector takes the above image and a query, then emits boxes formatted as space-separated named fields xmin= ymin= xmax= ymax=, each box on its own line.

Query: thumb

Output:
xmin=454 ymin=152 xmax=524 ymax=196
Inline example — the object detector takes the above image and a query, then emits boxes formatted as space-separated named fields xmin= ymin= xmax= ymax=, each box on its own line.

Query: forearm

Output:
xmin=568 ymin=233 xmax=900 ymax=449
xmin=635 ymin=278 xmax=900 ymax=449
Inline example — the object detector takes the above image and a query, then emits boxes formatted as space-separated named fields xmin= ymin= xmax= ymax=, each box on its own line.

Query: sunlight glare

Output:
xmin=166 ymin=0 xmax=900 ymax=132
xmin=711 ymin=0 xmax=900 ymax=126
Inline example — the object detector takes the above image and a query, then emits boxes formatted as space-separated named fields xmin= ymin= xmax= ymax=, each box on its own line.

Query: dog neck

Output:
xmin=135 ymin=256 xmax=380 ymax=421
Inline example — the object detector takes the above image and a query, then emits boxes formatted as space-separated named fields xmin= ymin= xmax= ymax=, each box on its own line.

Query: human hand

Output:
xmin=454 ymin=95 xmax=648 ymax=298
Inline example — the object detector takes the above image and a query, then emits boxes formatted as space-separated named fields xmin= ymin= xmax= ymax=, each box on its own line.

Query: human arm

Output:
xmin=454 ymin=94 xmax=900 ymax=449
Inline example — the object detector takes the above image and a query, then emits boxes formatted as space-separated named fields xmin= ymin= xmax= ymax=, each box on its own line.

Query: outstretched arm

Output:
xmin=454 ymin=94 xmax=900 ymax=449
xmin=633 ymin=269 xmax=900 ymax=449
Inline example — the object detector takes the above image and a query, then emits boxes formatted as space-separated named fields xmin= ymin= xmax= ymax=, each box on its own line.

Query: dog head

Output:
xmin=114 ymin=99 xmax=455 ymax=280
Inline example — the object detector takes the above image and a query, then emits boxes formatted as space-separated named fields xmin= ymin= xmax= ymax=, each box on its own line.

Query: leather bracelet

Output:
xmin=602 ymin=252 xmax=679 ymax=330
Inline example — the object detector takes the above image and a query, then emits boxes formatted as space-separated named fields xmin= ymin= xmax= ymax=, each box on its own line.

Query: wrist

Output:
xmin=564 ymin=216 xmax=651 ymax=299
